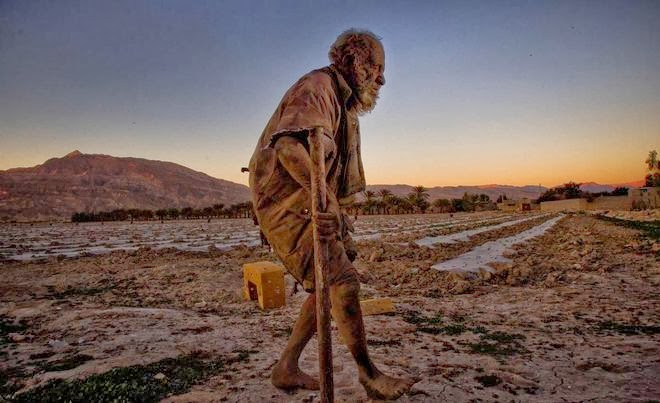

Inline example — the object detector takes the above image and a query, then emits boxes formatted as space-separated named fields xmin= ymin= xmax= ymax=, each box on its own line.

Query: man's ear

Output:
xmin=343 ymin=54 xmax=354 ymax=68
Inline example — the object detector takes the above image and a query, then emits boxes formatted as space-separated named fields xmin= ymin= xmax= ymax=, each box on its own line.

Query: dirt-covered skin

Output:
xmin=1 ymin=212 xmax=658 ymax=402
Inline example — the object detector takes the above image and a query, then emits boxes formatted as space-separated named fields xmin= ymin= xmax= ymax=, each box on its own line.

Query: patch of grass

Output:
xmin=416 ymin=323 xmax=468 ymax=336
xmin=0 ymin=316 xmax=27 ymax=347
xmin=403 ymin=312 xmax=470 ymax=335
xmin=1 ymin=367 xmax=26 ymax=400
xmin=233 ymin=349 xmax=255 ymax=363
xmin=597 ymin=321 xmax=660 ymax=335
xmin=595 ymin=215 xmax=660 ymax=240
xmin=367 ymin=339 xmax=401 ymax=347
xmin=475 ymin=374 xmax=502 ymax=387
xmin=13 ymin=351 xmax=250 ymax=403
xmin=442 ymin=324 xmax=468 ymax=336
xmin=402 ymin=311 xmax=443 ymax=326
xmin=45 ymin=285 xmax=111 ymax=300
xmin=482 ymin=331 xmax=526 ymax=343
xmin=40 ymin=354 xmax=94 ymax=372
xmin=29 ymin=351 xmax=56 ymax=360
xmin=467 ymin=331 xmax=527 ymax=357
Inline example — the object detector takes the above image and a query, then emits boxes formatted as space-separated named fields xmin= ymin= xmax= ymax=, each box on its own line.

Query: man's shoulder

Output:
xmin=291 ymin=67 xmax=335 ymax=93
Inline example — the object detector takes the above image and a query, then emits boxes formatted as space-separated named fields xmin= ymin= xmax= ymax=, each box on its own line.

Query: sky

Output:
xmin=1 ymin=0 xmax=658 ymax=187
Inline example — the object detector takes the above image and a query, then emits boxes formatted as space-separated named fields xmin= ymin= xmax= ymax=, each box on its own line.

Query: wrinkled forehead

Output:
xmin=369 ymin=41 xmax=385 ymax=68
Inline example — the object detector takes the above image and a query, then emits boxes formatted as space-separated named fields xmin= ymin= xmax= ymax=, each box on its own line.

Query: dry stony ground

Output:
xmin=1 ymin=213 xmax=659 ymax=402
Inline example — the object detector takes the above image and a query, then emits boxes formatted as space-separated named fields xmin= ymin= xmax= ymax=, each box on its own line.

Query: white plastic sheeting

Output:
xmin=432 ymin=215 xmax=564 ymax=273
xmin=415 ymin=214 xmax=549 ymax=246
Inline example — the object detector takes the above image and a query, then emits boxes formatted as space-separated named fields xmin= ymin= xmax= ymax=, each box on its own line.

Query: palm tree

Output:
xmin=203 ymin=206 xmax=214 ymax=219
xmin=399 ymin=197 xmax=415 ymax=214
xmin=180 ymin=207 xmax=194 ymax=219
xmin=646 ymin=150 xmax=658 ymax=171
xmin=212 ymin=203 xmax=224 ymax=218
xmin=410 ymin=185 xmax=429 ymax=201
xmin=156 ymin=209 xmax=167 ymax=222
xmin=168 ymin=208 xmax=180 ymax=220
xmin=432 ymin=198 xmax=451 ymax=213
xmin=645 ymin=150 xmax=660 ymax=187
xmin=362 ymin=190 xmax=376 ymax=215
xmin=407 ymin=185 xmax=430 ymax=213
xmin=378 ymin=189 xmax=393 ymax=214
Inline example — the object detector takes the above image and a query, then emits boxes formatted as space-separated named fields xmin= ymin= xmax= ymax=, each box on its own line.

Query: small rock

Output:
xmin=47 ymin=339 xmax=70 ymax=351
xmin=544 ymin=271 xmax=564 ymax=287
xmin=451 ymin=279 xmax=473 ymax=294
xmin=154 ymin=372 xmax=166 ymax=380
xmin=369 ymin=249 xmax=383 ymax=262
xmin=9 ymin=333 xmax=26 ymax=342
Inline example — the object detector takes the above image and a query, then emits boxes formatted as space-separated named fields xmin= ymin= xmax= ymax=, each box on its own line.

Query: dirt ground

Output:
xmin=1 ymin=213 xmax=659 ymax=402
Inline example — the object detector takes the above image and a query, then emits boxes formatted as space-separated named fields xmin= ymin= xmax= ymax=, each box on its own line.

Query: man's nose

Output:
xmin=376 ymin=75 xmax=385 ymax=86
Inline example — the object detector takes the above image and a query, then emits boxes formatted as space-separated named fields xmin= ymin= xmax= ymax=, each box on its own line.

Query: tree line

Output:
xmin=71 ymin=202 xmax=253 ymax=222
xmin=346 ymin=186 xmax=497 ymax=215
xmin=536 ymin=182 xmax=628 ymax=203
xmin=70 ymin=187 xmax=503 ymax=222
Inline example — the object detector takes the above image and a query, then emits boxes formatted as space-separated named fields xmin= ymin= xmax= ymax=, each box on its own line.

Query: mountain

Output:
xmin=579 ymin=181 xmax=644 ymax=193
xmin=0 ymin=151 xmax=251 ymax=221
xmin=364 ymin=180 xmax=644 ymax=202
xmin=364 ymin=184 xmax=546 ymax=201
xmin=579 ymin=182 xmax=616 ymax=193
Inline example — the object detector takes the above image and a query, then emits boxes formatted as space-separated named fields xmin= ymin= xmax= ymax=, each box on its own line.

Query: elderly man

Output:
xmin=248 ymin=30 xmax=414 ymax=400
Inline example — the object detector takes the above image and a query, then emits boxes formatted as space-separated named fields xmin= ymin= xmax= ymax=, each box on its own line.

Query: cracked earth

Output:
xmin=1 ymin=212 xmax=658 ymax=402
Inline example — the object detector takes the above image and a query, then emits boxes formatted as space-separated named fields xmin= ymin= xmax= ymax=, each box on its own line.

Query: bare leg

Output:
xmin=331 ymin=280 xmax=415 ymax=400
xmin=271 ymin=293 xmax=320 ymax=390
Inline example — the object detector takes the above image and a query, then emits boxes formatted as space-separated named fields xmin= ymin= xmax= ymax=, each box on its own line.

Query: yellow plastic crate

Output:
xmin=243 ymin=261 xmax=286 ymax=309
xmin=360 ymin=298 xmax=395 ymax=316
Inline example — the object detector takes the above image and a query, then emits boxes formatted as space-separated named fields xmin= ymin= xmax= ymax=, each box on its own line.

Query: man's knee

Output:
xmin=332 ymin=268 xmax=360 ymax=296
xmin=330 ymin=271 xmax=361 ymax=317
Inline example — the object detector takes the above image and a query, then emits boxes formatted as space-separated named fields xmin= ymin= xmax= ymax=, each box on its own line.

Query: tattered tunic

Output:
xmin=248 ymin=65 xmax=365 ymax=291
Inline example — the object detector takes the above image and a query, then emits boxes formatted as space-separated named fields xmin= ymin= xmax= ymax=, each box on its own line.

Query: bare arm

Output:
xmin=274 ymin=133 xmax=340 ymax=238
xmin=274 ymin=136 xmax=313 ymax=192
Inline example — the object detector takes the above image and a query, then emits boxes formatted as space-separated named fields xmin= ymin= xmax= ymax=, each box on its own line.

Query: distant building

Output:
xmin=497 ymin=198 xmax=539 ymax=212
xmin=629 ymin=187 xmax=660 ymax=210
xmin=537 ymin=187 xmax=660 ymax=212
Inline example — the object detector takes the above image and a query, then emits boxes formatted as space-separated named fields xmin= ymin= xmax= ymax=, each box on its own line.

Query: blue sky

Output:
xmin=1 ymin=0 xmax=658 ymax=186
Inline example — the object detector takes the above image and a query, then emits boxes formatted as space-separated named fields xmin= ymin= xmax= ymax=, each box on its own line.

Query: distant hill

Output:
xmin=0 ymin=151 xmax=251 ymax=221
xmin=364 ymin=184 xmax=546 ymax=201
xmin=579 ymin=181 xmax=644 ymax=193
xmin=363 ymin=181 xmax=644 ymax=202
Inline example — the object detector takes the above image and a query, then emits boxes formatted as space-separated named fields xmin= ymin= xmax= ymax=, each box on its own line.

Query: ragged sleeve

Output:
xmin=266 ymin=71 xmax=341 ymax=151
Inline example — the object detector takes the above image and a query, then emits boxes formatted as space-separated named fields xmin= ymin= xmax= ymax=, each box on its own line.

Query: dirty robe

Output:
xmin=248 ymin=66 xmax=365 ymax=291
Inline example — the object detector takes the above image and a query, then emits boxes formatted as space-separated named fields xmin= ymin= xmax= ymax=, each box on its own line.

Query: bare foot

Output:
xmin=271 ymin=362 xmax=320 ymax=390
xmin=359 ymin=370 xmax=416 ymax=400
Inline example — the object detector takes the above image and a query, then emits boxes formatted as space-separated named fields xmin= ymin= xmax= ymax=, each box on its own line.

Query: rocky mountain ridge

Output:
xmin=0 ymin=151 xmax=251 ymax=221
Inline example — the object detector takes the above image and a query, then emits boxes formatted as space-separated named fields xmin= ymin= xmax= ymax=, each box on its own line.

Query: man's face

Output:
xmin=353 ymin=43 xmax=385 ymax=114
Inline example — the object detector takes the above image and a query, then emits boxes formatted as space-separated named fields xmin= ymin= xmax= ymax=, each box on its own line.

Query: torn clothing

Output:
xmin=248 ymin=65 xmax=364 ymax=291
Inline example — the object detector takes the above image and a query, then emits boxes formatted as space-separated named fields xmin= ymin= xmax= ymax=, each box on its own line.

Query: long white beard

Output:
xmin=355 ymin=84 xmax=379 ymax=115
xmin=345 ymin=62 xmax=381 ymax=115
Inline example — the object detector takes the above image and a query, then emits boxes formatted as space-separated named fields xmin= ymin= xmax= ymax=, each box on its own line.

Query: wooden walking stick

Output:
xmin=309 ymin=127 xmax=334 ymax=402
